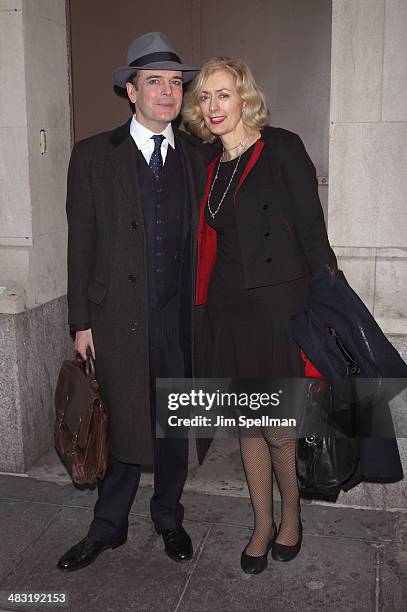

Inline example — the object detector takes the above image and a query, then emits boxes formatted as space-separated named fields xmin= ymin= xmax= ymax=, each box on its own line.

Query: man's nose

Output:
xmin=161 ymin=82 xmax=172 ymax=96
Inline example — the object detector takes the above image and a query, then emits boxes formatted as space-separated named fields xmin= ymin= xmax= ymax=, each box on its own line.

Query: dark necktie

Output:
xmin=149 ymin=134 xmax=165 ymax=180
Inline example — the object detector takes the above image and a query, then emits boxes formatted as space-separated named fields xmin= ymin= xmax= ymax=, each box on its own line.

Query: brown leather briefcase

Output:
xmin=54 ymin=354 xmax=108 ymax=485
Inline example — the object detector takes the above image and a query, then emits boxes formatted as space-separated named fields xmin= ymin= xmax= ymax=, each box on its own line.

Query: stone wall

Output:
xmin=0 ymin=297 xmax=72 ymax=472
xmin=329 ymin=0 xmax=407 ymax=508
xmin=0 ymin=0 xmax=72 ymax=472
xmin=329 ymin=0 xmax=407 ymax=336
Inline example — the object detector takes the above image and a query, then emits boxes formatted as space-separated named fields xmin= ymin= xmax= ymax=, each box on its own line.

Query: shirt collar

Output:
xmin=130 ymin=116 xmax=175 ymax=149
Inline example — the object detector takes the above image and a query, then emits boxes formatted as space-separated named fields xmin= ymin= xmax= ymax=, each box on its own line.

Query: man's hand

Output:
xmin=74 ymin=329 xmax=95 ymax=361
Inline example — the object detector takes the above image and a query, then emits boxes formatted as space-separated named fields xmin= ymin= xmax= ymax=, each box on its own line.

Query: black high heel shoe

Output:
xmin=240 ymin=522 xmax=277 ymax=575
xmin=271 ymin=520 xmax=303 ymax=562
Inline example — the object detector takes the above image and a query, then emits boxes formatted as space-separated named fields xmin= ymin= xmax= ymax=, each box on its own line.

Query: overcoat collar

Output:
xmin=107 ymin=118 xmax=202 ymax=225
xmin=109 ymin=118 xmax=133 ymax=146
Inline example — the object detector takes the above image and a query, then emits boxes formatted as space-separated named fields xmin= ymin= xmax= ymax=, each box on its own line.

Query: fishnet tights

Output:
xmin=239 ymin=427 xmax=300 ymax=556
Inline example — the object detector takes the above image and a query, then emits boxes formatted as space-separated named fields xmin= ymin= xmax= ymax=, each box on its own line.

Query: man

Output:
xmin=58 ymin=32 xmax=205 ymax=571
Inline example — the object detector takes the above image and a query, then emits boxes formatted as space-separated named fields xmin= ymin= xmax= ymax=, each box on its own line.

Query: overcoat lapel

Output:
xmin=174 ymin=130 xmax=204 ymax=232
xmin=108 ymin=121 xmax=144 ymax=221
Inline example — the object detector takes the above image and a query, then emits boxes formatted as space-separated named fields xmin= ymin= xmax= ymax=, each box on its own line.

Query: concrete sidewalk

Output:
xmin=0 ymin=461 xmax=406 ymax=612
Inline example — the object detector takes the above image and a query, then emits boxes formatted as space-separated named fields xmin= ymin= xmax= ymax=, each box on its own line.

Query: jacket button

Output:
xmin=130 ymin=222 xmax=138 ymax=230
xmin=266 ymin=257 xmax=272 ymax=263
xmin=262 ymin=204 xmax=269 ymax=210
xmin=264 ymin=231 xmax=271 ymax=238
xmin=130 ymin=322 xmax=138 ymax=333
xmin=128 ymin=274 xmax=136 ymax=282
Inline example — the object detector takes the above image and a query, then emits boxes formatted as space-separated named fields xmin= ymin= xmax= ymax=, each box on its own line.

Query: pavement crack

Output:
xmin=171 ymin=523 xmax=213 ymax=612
xmin=372 ymin=543 xmax=384 ymax=612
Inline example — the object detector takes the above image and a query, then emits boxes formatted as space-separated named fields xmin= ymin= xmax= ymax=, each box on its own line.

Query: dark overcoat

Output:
xmin=66 ymin=119 xmax=205 ymax=464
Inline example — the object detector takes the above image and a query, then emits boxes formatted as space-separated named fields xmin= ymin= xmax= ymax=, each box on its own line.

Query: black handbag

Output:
xmin=295 ymin=377 xmax=359 ymax=495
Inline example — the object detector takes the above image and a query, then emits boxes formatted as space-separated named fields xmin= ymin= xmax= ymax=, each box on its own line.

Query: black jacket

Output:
xmin=195 ymin=126 xmax=337 ymax=307
xmin=236 ymin=127 xmax=337 ymax=283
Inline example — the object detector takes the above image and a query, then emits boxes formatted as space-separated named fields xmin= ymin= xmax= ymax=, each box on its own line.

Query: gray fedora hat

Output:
xmin=113 ymin=31 xmax=199 ymax=88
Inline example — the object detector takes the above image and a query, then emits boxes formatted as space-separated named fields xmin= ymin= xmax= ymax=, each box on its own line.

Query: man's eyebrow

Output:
xmin=144 ymin=74 xmax=182 ymax=80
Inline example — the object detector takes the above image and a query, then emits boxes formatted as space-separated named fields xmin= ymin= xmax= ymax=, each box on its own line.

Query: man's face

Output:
xmin=126 ymin=69 xmax=183 ymax=132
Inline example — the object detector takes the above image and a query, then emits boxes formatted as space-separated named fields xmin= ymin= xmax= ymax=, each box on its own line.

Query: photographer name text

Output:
xmin=167 ymin=415 xmax=296 ymax=428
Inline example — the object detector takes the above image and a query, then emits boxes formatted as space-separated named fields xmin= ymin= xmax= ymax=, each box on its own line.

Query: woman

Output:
xmin=183 ymin=57 xmax=338 ymax=574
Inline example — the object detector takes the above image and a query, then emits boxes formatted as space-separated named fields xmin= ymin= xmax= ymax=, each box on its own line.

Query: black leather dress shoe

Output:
xmin=155 ymin=526 xmax=193 ymax=562
xmin=271 ymin=520 xmax=303 ymax=562
xmin=57 ymin=536 xmax=126 ymax=572
xmin=240 ymin=522 xmax=277 ymax=575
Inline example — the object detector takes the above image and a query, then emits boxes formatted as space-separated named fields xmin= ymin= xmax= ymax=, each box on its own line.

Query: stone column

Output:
xmin=0 ymin=0 xmax=72 ymax=472
xmin=329 ymin=0 xmax=407 ymax=509
xmin=329 ymin=0 xmax=407 ymax=334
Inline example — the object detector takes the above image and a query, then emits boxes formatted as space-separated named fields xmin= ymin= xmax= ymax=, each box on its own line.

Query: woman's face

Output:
xmin=199 ymin=69 xmax=245 ymax=139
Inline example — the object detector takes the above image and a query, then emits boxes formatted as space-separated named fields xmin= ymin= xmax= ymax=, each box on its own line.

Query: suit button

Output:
xmin=130 ymin=222 xmax=138 ymax=230
xmin=264 ymin=231 xmax=271 ymax=238
xmin=265 ymin=257 xmax=272 ymax=263
xmin=128 ymin=274 xmax=136 ymax=282
xmin=130 ymin=322 xmax=138 ymax=333
xmin=156 ymin=187 xmax=163 ymax=194
xmin=262 ymin=204 xmax=269 ymax=210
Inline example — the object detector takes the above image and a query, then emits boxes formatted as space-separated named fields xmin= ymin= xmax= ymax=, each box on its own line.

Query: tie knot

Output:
xmin=152 ymin=134 xmax=165 ymax=149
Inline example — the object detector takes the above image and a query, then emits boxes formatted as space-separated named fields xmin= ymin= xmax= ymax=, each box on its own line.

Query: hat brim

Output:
xmin=113 ymin=61 xmax=200 ymax=88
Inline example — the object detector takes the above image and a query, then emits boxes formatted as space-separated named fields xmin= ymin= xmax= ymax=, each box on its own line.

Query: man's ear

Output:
xmin=126 ymin=82 xmax=137 ymax=104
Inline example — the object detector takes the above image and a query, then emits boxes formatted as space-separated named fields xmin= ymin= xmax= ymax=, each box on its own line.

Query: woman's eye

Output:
xmin=200 ymin=95 xmax=209 ymax=102
xmin=219 ymin=94 xmax=229 ymax=99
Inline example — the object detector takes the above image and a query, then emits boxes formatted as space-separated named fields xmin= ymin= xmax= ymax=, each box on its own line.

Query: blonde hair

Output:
xmin=183 ymin=57 xmax=269 ymax=143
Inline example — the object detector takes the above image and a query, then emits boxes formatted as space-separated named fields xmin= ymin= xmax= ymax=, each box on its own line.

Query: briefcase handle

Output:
xmin=84 ymin=350 xmax=98 ymax=389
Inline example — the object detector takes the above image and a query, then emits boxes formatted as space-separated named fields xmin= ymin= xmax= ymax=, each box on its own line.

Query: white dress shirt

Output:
xmin=130 ymin=115 xmax=175 ymax=165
